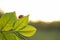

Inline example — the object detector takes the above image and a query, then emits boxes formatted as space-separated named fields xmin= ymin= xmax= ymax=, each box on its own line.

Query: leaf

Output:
xmin=14 ymin=15 xmax=29 ymax=31
xmin=0 ymin=32 xmax=24 ymax=40
xmin=14 ymin=32 xmax=25 ymax=40
xmin=19 ymin=25 xmax=36 ymax=37
xmin=0 ymin=32 xmax=5 ymax=40
xmin=0 ymin=12 xmax=17 ymax=31
xmin=13 ymin=15 xmax=36 ymax=37
xmin=0 ymin=11 xmax=36 ymax=40
xmin=2 ymin=32 xmax=16 ymax=40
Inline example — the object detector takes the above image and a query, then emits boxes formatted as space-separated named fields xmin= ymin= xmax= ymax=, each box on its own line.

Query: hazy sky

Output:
xmin=0 ymin=0 xmax=60 ymax=22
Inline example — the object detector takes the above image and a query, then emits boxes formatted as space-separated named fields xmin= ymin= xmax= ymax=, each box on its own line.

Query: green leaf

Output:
xmin=14 ymin=32 xmax=25 ymax=40
xmin=19 ymin=25 xmax=36 ymax=37
xmin=0 ymin=11 xmax=36 ymax=40
xmin=2 ymin=32 xmax=16 ymax=40
xmin=14 ymin=15 xmax=28 ymax=31
xmin=0 ymin=32 xmax=24 ymax=40
xmin=0 ymin=12 xmax=17 ymax=31
xmin=0 ymin=32 xmax=5 ymax=40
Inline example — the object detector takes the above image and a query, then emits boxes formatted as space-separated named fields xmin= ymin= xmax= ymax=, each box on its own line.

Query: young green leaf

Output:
xmin=0 ymin=32 xmax=23 ymax=40
xmin=19 ymin=25 xmax=36 ymax=37
xmin=0 ymin=32 xmax=5 ymax=40
xmin=14 ymin=15 xmax=29 ymax=31
xmin=0 ymin=11 xmax=36 ymax=40
xmin=0 ymin=12 xmax=17 ymax=31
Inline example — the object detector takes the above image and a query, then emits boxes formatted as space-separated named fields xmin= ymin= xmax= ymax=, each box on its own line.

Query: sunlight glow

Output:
xmin=0 ymin=0 xmax=60 ymax=22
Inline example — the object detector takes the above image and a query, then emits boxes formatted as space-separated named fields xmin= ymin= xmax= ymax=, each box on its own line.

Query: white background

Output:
xmin=0 ymin=0 xmax=60 ymax=22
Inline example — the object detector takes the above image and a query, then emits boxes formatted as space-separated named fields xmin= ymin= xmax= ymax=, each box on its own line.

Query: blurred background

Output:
xmin=28 ymin=21 xmax=60 ymax=40
xmin=0 ymin=0 xmax=60 ymax=40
